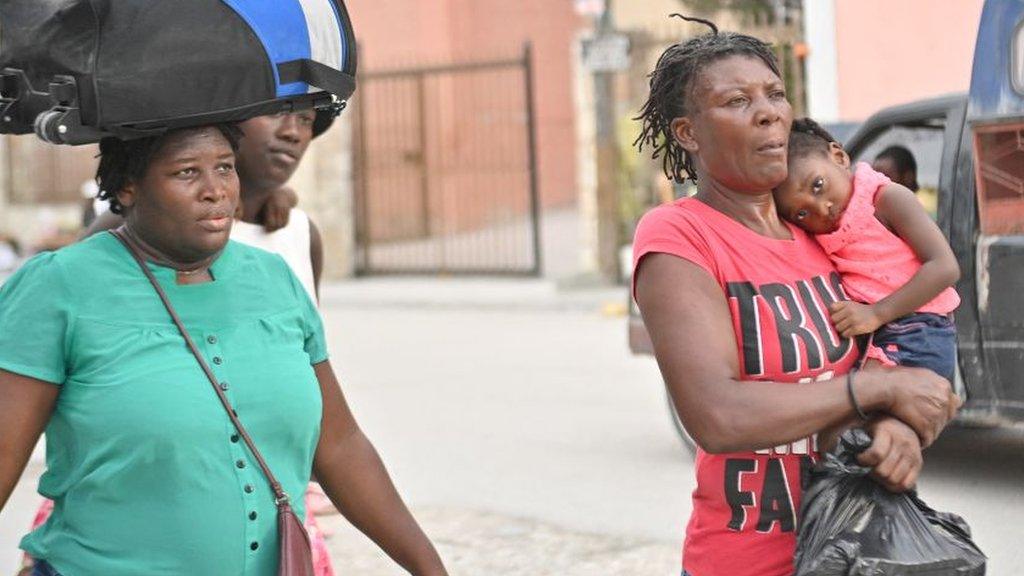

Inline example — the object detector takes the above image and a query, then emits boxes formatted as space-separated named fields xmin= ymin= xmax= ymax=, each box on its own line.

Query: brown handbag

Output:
xmin=111 ymin=229 xmax=315 ymax=576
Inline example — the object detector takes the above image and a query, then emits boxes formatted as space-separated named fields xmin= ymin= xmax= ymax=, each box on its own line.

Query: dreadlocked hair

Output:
xmin=96 ymin=123 xmax=242 ymax=215
xmin=634 ymin=14 xmax=781 ymax=183
xmin=787 ymin=117 xmax=839 ymax=164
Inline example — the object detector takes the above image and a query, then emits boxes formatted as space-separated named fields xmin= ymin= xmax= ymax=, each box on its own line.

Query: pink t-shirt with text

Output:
xmin=632 ymin=198 xmax=859 ymax=576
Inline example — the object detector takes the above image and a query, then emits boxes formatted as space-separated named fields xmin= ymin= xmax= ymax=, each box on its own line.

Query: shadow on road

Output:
xmin=924 ymin=424 xmax=1024 ymax=487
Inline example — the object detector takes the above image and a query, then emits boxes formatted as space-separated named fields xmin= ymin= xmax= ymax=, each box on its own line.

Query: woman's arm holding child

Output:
xmin=830 ymin=183 xmax=960 ymax=338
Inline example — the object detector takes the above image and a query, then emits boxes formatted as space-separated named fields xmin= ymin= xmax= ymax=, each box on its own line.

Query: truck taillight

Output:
xmin=973 ymin=122 xmax=1024 ymax=235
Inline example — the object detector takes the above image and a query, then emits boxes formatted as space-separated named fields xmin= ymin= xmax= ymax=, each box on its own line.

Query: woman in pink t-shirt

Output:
xmin=773 ymin=118 xmax=960 ymax=383
xmin=631 ymin=16 xmax=959 ymax=576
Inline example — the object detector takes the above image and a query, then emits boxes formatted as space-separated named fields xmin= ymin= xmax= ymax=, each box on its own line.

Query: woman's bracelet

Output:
xmin=847 ymin=367 xmax=870 ymax=421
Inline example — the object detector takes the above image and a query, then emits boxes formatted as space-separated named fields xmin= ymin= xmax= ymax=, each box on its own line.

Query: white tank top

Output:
xmin=230 ymin=208 xmax=317 ymax=303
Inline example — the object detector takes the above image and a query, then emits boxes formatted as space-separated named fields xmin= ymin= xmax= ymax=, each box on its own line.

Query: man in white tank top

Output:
xmin=229 ymin=110 xmax=326 ymax=301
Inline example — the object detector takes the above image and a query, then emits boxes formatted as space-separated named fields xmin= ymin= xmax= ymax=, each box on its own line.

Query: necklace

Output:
xmin=175 ymin=266 xmax=206 ymax=276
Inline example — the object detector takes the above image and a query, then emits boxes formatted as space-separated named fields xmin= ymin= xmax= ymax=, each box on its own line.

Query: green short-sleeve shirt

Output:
xmin=0 ymin=233 xmax=327 ymax=576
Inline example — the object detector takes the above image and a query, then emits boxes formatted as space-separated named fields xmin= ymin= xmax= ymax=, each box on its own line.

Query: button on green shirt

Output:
xmin=0 ymin=233 xmax=327 ymax=576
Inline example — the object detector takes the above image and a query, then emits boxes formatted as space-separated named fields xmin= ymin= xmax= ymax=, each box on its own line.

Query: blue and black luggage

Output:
xmin=0 ymin=0 xmax=357 ymax=145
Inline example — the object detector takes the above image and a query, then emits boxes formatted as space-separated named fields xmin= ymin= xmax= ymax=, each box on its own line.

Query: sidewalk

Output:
xmin=320 ymin=277 xmax=628 ymax=313
xmin=319 ymin=508 xmax=679 ymax=576
xmin=0 ymin=463 xmax=41 ymax=574
xmin=3 ymin=467 xmax=680 ymax=576
xmin=2 ymin=472 xmax=679 ymax=576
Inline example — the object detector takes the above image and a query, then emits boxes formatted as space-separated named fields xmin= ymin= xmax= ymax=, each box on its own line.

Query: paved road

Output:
xmin=2 ymin=279 xmax=1023 ymax=575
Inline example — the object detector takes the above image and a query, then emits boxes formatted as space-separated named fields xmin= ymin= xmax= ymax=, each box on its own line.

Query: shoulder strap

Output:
xmin=109 ymin=229 xmax=293 ymax=508
xmin=277 ymin=59 xmax=356 ymax=101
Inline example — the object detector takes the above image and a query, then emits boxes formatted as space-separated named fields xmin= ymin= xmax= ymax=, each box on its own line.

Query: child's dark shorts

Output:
xmin=865 ymin=312 xmax=957 ymax=382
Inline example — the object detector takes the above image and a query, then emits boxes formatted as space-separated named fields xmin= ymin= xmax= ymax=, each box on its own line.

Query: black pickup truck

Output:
xmin=630 ymin=0 xmax=1024 ymax=448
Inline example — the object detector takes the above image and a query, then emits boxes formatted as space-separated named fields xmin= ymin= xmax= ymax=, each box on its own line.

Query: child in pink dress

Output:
xmin=773 ymin=118 xmax=961 ymax=382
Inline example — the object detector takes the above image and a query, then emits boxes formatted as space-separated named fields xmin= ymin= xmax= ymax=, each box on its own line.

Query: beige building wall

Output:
xmin=345 ymin=0 xmax=582 ymax=208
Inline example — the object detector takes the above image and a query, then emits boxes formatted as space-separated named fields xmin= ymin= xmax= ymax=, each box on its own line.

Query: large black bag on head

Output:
xmin=794 ymin=429 xmax=986 ymax=576
xmin=0 ymin=0 xmax=357 ymax=145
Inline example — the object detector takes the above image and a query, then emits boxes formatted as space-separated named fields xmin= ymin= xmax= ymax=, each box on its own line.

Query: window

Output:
xmin=851 ymin=123 xmax=946 ymax=219
xmin=974 ymin=122 xmax=1024 ymax=235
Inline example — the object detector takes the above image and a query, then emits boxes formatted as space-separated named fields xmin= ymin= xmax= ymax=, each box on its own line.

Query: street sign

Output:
xmin=581 ymin=34 xmax=630 ymax=72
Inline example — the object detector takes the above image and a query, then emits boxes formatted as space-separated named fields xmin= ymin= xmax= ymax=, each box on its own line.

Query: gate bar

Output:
xmin=354 ymin=63 xmax=371 ymax=274
xmin=523 ymin=42 xmax=543 ymax=276
xmin=361 ymin=58 xmax=525 ymax=80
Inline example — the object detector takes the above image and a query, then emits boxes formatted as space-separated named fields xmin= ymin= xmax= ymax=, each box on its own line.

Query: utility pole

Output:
xmin=592 ymin=0 xmax=622 ymax=283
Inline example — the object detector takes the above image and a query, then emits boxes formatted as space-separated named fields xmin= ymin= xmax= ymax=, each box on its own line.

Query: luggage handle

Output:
xmin=277 ymin=59 xmax=356 ymax=101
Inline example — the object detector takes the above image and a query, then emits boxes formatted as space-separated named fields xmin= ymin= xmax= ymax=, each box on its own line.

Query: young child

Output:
xmin=773 ymin=118 xmax=961 ymax=383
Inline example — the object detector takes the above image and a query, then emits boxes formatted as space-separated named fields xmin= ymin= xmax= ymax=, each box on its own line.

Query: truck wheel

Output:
xmin=666 ymin=392 xmax=698 ymax=457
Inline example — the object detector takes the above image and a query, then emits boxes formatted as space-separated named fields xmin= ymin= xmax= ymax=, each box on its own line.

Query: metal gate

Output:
xmin=353 ymin=45 xmax=541 ymax=275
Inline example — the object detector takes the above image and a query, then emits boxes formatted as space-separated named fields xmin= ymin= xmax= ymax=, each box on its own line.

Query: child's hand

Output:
xmin=259 ymin=186 xmax=299 ymax=232
xmin=830 ymin=301 xmax=883 ymax=337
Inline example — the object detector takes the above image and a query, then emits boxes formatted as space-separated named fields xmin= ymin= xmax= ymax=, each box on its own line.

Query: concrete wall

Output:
xmin=809 ymin=0 xmax=985 ymax=122
xmin=345 ymin=0 xmax=582 ymax=208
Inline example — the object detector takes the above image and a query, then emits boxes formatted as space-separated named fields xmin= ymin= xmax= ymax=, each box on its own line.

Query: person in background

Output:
xmin=872 ymin=145 xmax=919 ymax=192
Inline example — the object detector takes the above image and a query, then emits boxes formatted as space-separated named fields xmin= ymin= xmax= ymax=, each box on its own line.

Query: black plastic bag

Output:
xmin=794 ymin=429 xmax=986 ymax=576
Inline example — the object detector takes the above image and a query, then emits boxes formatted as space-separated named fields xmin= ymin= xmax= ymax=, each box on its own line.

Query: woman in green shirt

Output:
xmin=0 ymin=124 xmax=448 ymax=576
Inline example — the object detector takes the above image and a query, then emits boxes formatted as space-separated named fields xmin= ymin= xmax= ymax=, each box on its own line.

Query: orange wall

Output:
xmin=833 ymin=0 xmax=984 ymax=121
xmin=345 ymin=0 xmax=582 ymax=207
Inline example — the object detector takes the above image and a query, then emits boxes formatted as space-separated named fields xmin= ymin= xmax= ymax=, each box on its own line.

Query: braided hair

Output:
xmin=96 ymin=124 xmax=242 ymax=214
xmin=787 ymin=117 xmax=839 ymax=164
xmin=634 ymin=15 xmax=781 ymax=183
